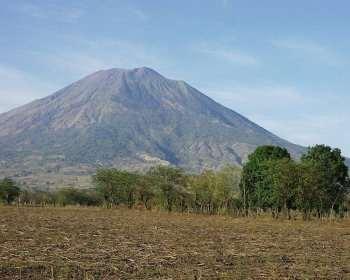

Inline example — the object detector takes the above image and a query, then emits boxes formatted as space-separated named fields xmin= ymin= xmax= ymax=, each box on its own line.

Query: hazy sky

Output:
xmin=1 ymin=1 xmax=350 ymax=155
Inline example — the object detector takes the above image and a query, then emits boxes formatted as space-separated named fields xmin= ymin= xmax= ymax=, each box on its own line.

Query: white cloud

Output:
xmin=131 ymin=8 xmax=149 ymax=21
xmin=272 ymin=38 xmax=340 ymax=66
xmin=14 ymin=2 xmax=85 ymax=23
xmin=14 ymin=2 xmax=150 ymax=24
xmin=195 ymin=43 xmax=258 ymax=66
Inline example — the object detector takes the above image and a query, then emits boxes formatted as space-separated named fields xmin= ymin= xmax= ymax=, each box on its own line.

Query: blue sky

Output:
xmin=1 ymin=0 xmax=350 ymax=155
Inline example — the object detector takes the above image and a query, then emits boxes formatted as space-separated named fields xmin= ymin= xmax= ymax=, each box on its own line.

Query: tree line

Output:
xmin=240 ymin=145 xmax=349 ymax=219
xmin=1 ymin=144 xmax=349 ymax=219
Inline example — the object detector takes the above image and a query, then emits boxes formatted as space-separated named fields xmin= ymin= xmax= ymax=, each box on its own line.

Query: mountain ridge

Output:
xmin=0 ymin=67 xmax=306 ymax=188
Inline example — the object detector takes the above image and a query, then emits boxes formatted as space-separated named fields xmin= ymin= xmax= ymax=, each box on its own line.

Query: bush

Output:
xmin=0 ymin=178 xmax=20 ymax=204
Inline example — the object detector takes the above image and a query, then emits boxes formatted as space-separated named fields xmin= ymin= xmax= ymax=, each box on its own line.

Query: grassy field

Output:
xmin=0 ymin=207 xmax=349 ymax=279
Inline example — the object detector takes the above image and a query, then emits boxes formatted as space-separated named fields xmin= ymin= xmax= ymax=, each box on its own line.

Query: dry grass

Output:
xmin=0 ymin=206 xmax=349 ymax=279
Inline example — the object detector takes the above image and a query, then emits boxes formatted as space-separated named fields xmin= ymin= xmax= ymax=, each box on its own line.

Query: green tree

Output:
xmin=147 ymin=165 xmax=188 ymax=212
xmin=187 ymin=166 xmax=241 ymax=214
xmin=301 ymin=145 xmax=349 ymax=215
xmin=240 ymin=146 xmax=291 ymax=214
xmin=93 ymin=169 xmax=138 ymax=207
xmin=188 ymin=170 xmax=216 ymax=213
xmin=297 ymin=162 xmax=324 ymax=219
xmin=213 ymin=166 xmax=241 ymax=214
xmin=135 ymin=175 xmax=157 ymax=210
xmin=263 ymin=159 xmax=299 ymax=218
xmin=0 ymin=178 xmax=20 ymax=204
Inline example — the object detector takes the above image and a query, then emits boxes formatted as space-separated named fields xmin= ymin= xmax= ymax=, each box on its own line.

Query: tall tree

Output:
xmin=214 ymin=166 xmax=241 ymax=214
xmin=263 ymin=159 xmax=299 ymax=218
xmin=297 ymin=162 xmax=324 ymax=219
xmin=135 ymin=175 xmax=157 ymax=210
xmin=301 ymin=145 xmax=349 ymax=215
xmin=147 ymin=165 xmax=188 ymax=212
xmin=93 ymin=169 xmax=138 ymax=207
xmin=240 ymin=146 xmax=291 ymax=214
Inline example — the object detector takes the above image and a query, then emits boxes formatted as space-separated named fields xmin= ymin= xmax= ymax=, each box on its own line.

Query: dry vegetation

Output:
xmin=0 ymin=206 xmax=349 ymax=279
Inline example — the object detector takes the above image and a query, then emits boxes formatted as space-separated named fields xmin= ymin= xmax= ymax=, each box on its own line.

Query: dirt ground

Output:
xmin=0 ymin=206 xmax=349 ymax=279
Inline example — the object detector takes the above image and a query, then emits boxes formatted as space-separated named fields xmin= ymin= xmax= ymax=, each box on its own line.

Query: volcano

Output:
xmin=0 ymin=67 xmax=304 ymax=187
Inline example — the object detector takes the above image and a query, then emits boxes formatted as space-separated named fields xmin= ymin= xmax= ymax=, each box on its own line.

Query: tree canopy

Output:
xmin=3 ymin=144 xmax=349 ymax=220
xmin=240 ymin=146 xmax=291 ymax=214
xmin=0 ymin=178 xmax=20 ymax=204
xmin=301 ymin=145 xmax=349 ymax=215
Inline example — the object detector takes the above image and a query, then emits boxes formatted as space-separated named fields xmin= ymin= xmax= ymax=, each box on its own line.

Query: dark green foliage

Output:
xmin=5 ymin=144 xmax=349 ymax=220
xmin=19 ymin=189 xmax=57 ymax=206
xmin=188 ymin=166 xmax=241 ymax=214
xmin=0 ymin=178 xmax=20 ymax=204
xmin=134 ymin=175 xmax=157 ymax=210
xmin=91 ymin=165 xmax=242 ymax=214
xmin=247 ymin=146 xmax=291 ymax=163
xmin=56 ymin=188 xmax=101 ymax=206
xmin=240 ymin=144 xmax=349 ymax=219
xmin=93 ymin=169 xmax=139 ymax=207
xmin=146 ymin=166 xmax=189 ymax=212
xmin=301 ymin=145 xmax=349 ymax=214
xmin=262 ymin=159 xmax=299 ymax=218
xmin=297 ymin=162 xmax=325 ymax=219
xmin=240 ymin=146 xmax=291 ymax=213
